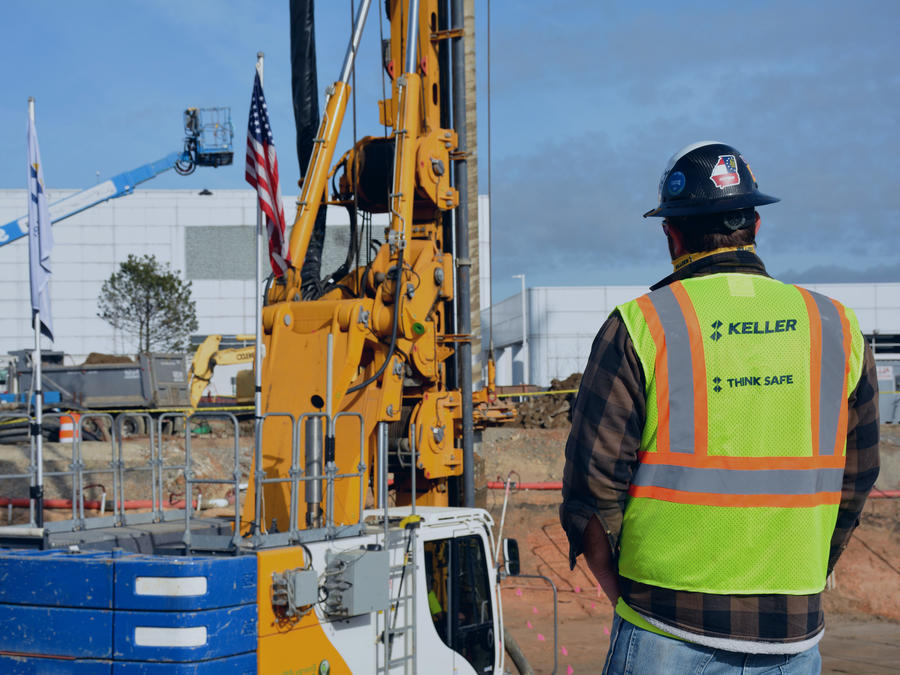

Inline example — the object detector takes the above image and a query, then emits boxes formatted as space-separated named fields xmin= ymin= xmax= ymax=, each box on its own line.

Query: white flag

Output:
xmin=27 ymin=112 xmax=53 ymax=341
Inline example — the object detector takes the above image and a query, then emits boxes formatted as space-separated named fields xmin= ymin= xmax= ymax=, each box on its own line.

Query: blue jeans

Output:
xmin=602 ymin=615 xmax=822 ymax=674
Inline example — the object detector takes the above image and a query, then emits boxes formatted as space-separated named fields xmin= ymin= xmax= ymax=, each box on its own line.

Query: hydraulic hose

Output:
xmin=0 ymin=495 xmax=233 ymax=510
xmin=346 ymin=248 xmax=405 ymax=394
xmin=486 ymin=481 xmax=562 ymax=491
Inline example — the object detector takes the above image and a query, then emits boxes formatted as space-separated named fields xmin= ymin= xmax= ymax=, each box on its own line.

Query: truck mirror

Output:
xmin=503 ymin=538 xmax=520 ymax=576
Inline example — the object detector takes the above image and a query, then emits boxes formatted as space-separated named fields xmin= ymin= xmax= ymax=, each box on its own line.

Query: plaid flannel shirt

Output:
xmin=560 ymin=250 xmax=880 ymax=643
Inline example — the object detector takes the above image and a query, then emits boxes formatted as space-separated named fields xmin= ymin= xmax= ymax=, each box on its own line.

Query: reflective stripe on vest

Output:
xmin=630 ymin=280 xmax=852 ymax=508
xmin=796 ymin=287 xmax=852 ymax=458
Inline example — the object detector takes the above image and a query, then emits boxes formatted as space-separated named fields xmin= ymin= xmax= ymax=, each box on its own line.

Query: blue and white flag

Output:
xmin=27 ymin=112 xmax=54 ymax=341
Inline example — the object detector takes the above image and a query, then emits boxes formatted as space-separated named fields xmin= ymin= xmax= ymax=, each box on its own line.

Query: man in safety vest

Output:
xmin=560 ymin=141 xmax=880 ymax=673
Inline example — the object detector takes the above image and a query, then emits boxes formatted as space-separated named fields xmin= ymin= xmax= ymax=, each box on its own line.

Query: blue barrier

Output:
xmin=0 ymin=549 xmax=259 ymax=670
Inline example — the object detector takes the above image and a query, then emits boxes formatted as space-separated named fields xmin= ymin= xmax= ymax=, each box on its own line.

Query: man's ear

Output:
xmin=666 ymin=221 xmax=687 ymax=258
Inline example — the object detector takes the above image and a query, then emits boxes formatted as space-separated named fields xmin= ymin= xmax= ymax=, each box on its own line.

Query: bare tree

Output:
xmin=97 ymin=254 xmax=198 ymax=353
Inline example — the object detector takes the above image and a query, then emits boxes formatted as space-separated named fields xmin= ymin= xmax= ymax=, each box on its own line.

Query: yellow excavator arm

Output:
xmin=188 ymin=334 xmax=255 ymax=408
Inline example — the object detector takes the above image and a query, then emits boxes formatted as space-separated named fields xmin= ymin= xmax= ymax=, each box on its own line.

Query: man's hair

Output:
xmin=667 ymin=208 xmax=756 ymax=253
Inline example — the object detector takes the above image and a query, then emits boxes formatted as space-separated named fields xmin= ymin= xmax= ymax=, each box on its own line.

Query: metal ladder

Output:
xmin=378 ymin=521 xmax=418 ymax=674
xmin=375 ymin=418 xmax=420 ymax=674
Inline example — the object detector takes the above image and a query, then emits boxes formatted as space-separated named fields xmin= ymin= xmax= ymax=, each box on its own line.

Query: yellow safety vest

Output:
xmin=616 ymin=274 xmax=864 ymax=595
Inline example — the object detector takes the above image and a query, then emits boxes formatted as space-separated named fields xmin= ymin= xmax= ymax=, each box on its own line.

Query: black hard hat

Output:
xmin=643 ymin=141 xmax=779 ymax=218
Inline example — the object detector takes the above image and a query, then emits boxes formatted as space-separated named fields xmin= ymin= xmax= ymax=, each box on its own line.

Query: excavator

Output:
xmin=188 ymin=334 xmax=513 ymax=423
xmin=0 ymin=2 xmax=532 ymax=673
xmin=188 ymin=334 xmax=256 ymax=408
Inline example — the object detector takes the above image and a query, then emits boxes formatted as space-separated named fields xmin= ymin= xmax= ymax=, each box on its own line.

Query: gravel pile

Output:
xmin=515 ymin=373 xmax=582 ymax=429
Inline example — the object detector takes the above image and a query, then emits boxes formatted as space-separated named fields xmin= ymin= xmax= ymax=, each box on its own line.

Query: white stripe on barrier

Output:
xmin=135 ymin=576 xmax=208 ymax=597
xmin=134 ymin=626 xmax=208 ymax=647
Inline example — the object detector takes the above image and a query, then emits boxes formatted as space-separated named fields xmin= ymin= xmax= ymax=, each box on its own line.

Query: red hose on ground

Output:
xmin=0 ymin=497 xmax=196 ymax=509
xmin=871 ymin=489 xmax=900 ymax=499
xmin=486 ymin=481 xmax=562 ymax=490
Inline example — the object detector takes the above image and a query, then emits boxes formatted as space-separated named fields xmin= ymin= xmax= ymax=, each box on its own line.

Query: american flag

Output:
xmin=245 ymin=71 xmax=290 ymax=277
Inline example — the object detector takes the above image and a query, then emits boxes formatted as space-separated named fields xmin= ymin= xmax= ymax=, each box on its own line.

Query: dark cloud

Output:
xmin=479 ymin=0 xmax=900 ymax=295
xmin=775 ymin=264 xmax=900 ymax=284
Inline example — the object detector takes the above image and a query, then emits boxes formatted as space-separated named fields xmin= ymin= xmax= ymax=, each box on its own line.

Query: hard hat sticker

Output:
xmin=710 ymin=155 xmax=741 ymax=189
xmin=667 ymin=171 xmax=686 ymax=196
xmin=741 ymin=155 xmax=757 ymax=184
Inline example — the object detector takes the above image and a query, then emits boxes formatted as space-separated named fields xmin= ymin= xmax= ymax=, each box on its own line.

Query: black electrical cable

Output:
xmin=262 ymin=271 xmax=277 ymax=306
xmin=402 ymin=262 xmax=421 ymax=291
xmin=355 ymin=210 xmax=369 ymax=297
xmin=346 ymin=247 xmax=405 ymax=394
xmin=348 ymin=0 xmax=362 ymax=296
xmin=324 ymin=283 xmax=358 ymax=297
xmin=387 ymin=528 xmax=416 ymax=654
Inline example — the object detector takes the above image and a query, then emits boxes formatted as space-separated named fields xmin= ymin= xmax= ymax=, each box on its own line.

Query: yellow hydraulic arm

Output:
xmin=243 ymin=0 xmax=470 ymax=535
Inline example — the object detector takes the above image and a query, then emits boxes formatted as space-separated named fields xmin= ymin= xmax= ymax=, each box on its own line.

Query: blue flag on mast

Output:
xmin=27 ymin=112 xmax=54 ymax=341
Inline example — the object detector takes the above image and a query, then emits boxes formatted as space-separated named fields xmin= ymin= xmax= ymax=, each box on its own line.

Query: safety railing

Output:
xmin=0 ymin=405 xmax=371 ymax=554
xmin=248 ymin=410 xmax=367 ymax=549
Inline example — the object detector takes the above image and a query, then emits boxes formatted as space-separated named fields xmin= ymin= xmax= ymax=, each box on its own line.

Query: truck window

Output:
xmin=424 ymin=535 xmax=495 ymax=673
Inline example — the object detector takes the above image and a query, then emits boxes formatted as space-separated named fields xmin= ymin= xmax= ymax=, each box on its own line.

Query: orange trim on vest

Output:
xmin=831 ymin=297 xmax=852 ymax=457
xmin=636 ymin=294 xmax=670 ymax=454
xmin=637 ymin=451 xmax=846 ymax=471
xmin=629 ymin=485 xmax=841 ymax=508
xmin=670 ymin=282 xmax=709 ymax=456
xmin=796 ymin=287 xmax=822 ymax=456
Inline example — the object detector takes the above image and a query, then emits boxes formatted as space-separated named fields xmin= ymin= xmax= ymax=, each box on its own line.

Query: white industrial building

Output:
xmin=485 ymin=283 xmax=900 ymax=423
xmin=0 ymin=188 xmax=384 ymax=396
xmin=2 ymin=188 xmax=898 ymax=419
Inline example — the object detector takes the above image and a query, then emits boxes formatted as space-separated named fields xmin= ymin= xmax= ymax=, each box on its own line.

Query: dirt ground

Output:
xmin=482 ymin=425 xmax=900 ymax=674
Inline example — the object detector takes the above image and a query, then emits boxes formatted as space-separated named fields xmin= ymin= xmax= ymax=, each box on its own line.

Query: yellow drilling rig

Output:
xmin=0 ymin=2 xmax=534 ymax=674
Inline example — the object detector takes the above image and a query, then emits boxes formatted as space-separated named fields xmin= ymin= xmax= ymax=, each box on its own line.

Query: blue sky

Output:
xmin=2 ymin=1 xmax=898 ymax=302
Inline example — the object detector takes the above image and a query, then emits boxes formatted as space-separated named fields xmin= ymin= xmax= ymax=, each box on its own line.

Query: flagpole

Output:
xmin=28 ymin=97 xmax=44 ymax=528
xmin=253 ymin=52 xmax=264 ymax=535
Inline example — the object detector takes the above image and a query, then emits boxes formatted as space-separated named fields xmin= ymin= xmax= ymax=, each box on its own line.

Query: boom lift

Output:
xmin=0 ymin=107 xmax=234 ymax=246
xmin=0 ymin=2 xmax=528 ymax=673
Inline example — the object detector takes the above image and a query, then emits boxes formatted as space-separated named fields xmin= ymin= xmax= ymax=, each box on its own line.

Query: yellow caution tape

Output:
xmin=88 ymin=405 xmax=255 ymax=415
xmin=496 ymin=389 xmax=578 ymax=399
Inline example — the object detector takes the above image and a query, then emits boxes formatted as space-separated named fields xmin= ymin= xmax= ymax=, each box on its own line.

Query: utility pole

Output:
xmin=512 ymin=274 xmax=529 ymax=385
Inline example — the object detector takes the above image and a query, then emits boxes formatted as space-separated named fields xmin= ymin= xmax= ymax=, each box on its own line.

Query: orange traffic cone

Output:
xmin=59 ymin=413 xmax=81 ymax=443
